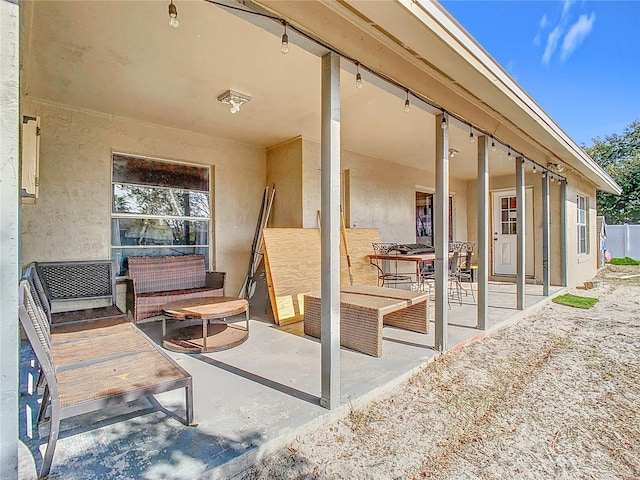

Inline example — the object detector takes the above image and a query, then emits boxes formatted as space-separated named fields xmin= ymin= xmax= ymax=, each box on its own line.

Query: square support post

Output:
xmin=542 ymin=172 xmax=550 ymax=296
xmin=515 ymin=157 xmax=525 ymax=310
xmin=434 ymin=113 xmax=449 ymax=351
xmin=0 ymin=1 xmax=20 ymax=478
xmin=476 ymin=136 xmax=489 ymax=329
xmin=561 ymin=180 xmax=568 ymax=287
xmin=320 ymin=52 xmax=340 ymax=410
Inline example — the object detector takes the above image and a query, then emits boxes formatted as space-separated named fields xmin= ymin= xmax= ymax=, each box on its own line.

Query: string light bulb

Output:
xmin=441 ymin=114 xmax=447 ymax=130
xmin=491 ymin=137 xmax=496 ymax=151
xmin=280 ymin=21 xmax=289 ymax=54
xmin=541 ymin=170 xmax=547 ymax=178
xmin=532 ymin=164 xmax=537 ymax=173
xmin=469 ymin=126 xmax=475 ymax=143
xmin=355 ymin=63 xmax=363 ymax=89
xmin=507 ymin=146 xmax=512 ymax=159
xmin=404 ymin=90 xmax=410 ymax=113
xmin=168 ymin=0 xmax=179 ymax=28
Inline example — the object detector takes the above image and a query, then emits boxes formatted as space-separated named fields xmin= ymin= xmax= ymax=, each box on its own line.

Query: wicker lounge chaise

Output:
xmin=19 ymin=279 xmax=194 ymax=480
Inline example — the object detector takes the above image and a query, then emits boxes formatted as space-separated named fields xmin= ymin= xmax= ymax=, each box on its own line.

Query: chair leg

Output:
xmin=448 ymin=278 xmax=462 ymax=306
xmin=185 ymin=384 xmax=195 ymax=426
xmin=38 ymin=384 xmax=50 ymax=424
xmin=40 ymin=401 xmax=61 ymax=480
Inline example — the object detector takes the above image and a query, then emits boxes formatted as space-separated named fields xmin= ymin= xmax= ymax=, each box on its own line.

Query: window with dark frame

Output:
xmin=415 ymin=192 xmax=453 ymax=245
xmin=111 ymin=153 xmax=211 ymax=276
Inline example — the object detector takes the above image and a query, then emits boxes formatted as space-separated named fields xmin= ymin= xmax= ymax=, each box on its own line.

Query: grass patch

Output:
xmin=552 ymin=293 xmax=598 ymax=309
xmin=609 ymin=257 xmax=640 ymax=265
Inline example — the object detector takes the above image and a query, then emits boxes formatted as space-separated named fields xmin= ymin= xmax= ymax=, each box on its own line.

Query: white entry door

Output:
xmin=492 ymin=189 xmax=534 ymax=276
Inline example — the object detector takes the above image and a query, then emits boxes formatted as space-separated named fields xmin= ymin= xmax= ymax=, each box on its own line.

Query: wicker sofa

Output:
xmin=126 ymin=254 xmax=225 ymax=323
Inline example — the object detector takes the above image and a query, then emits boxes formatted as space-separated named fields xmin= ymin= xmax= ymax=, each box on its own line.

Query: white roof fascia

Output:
xmin=404 ymin=0 xmax=621 ymax=194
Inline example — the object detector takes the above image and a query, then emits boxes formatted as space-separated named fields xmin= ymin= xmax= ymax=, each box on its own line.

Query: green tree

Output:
xmin=583 ymin=120 xmax=640 ymax=224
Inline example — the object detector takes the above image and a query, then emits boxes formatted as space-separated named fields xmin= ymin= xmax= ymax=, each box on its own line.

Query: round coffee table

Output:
xmin=162 ymin=297 xmax=249 ymax=353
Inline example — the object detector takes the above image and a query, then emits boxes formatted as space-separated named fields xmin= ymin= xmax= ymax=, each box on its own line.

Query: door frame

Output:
xmin=490 ymin=187 xmax=535 ymax=277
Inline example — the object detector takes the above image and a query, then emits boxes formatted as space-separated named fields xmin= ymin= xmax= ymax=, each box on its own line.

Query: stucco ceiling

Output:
xmin=22 ymin=0 xmax=516 ymax=180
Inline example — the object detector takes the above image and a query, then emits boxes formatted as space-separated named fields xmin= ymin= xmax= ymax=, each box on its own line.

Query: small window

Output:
xmin=577 ymin=194 xmax=588 ymax=254
xmin=111 ymin=153 xmax=211 ymax=276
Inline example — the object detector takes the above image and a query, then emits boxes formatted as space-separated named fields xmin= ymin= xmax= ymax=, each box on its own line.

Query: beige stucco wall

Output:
xmin=565 ymin=173 xmax=598 ymax=288
xmin=465 ymin=169 xmax=595 ymax=287
xmin=266 ymin=137 xmax=303 ymax=227
xmin=21 ymin=99 xmax=266 ymax=302
xmin=300 ymin=137 xmax=468 ymax=242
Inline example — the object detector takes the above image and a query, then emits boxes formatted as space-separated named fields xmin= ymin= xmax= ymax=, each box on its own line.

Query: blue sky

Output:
xmin=440 ymin=0 xmax=640 ymax=146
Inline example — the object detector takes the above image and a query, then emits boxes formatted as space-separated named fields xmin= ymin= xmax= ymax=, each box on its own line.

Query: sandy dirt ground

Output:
xmin=240 ymin=266 xmax=640 ymax=480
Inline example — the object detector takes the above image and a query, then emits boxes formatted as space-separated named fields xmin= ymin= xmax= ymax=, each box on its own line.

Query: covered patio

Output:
xmin=18 ymin=282 xmax=561 ymax=479
xmin=1 ymin=0 xmax=621 ymax=478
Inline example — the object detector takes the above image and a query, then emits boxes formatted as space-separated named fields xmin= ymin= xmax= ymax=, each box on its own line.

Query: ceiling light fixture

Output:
xmin=355 ymin=62 xmax=363 ymax=89
xmin=217 ymin=90 xmax=252 ymax=114
xmin=449 ymin=148 xmax=460 ymax=158
xmin=280 ymin=21 xmax=289 ymax=54
xmin=547 ymin=162 xmax=566 ymax=173
xmin=404 ymin=90 xmax=410 ymax=113
xmin=168 ymin=0 xmax=179 ymax=28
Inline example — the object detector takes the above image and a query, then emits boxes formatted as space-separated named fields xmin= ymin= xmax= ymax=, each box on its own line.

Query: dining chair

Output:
xmin=420 ymin=249 xmax=461 ymax=307
xmin=371 ymin=243 xmax=415 ymax=289
xmin=456 ymin=242 xmax=476 ymax=301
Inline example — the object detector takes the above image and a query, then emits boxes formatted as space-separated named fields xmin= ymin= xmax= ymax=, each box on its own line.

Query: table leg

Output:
xmin=162 ymin=316 xmax=166 ymax=337
xmin=202 ymin=319 xmax=207 ymax=352
xmin=246 ymin=307 xmax=250 ymax=331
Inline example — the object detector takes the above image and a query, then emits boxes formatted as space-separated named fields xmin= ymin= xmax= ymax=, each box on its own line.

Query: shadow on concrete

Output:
xmin=447 ymin=322 xmax=483 ymax=330
xmin=191 ymin=354 xmax=320 ymax=405
xmin=381 ymin=336 xmax=436 ymax=351
xmin=18 ymin=342 xmax=263 ymax=480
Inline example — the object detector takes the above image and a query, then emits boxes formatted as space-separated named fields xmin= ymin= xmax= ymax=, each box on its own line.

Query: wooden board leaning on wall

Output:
xmin=262 ymin=228 xmax=380 ymax=325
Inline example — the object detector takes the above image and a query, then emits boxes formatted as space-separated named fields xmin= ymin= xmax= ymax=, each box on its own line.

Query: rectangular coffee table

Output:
xmin=303 ymin=286 xmax=428 ymax=357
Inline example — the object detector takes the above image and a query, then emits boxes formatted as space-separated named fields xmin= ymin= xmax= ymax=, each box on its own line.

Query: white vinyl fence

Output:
xmin=606 ymin=223 xmax=640 ymax=260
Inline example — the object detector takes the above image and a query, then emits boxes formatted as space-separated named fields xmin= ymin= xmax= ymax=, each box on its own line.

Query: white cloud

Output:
xmin=540 ymin=14 xmax=549 ymax=29
xmin=562 ymin=0 xmax=575 ymax=18
xmin=533 ymin=14 xmax=549 ymax=46
xmin=542 ymin=26 xmax=563 ymax=65
xmin=560 ymin=13 xmax=596 ymax=62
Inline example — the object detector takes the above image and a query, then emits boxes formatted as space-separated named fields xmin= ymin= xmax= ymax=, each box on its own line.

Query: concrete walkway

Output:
xmin=18 ymin=282 xmax=562 ymax=479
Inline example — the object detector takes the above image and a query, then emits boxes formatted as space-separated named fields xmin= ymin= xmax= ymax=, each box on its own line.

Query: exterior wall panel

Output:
xmin=302 ymin=138 xmax=468 ymax=243
xmin=20 ymin=99 xmax=266 ymax=300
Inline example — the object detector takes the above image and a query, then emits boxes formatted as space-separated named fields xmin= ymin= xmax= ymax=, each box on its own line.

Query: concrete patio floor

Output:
xmin=18 ymin=281 xmax=563 ymax=480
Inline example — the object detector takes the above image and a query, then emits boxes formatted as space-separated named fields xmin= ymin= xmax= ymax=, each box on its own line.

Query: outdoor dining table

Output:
xmin=366 ymin=252 xmax=437 ymax=287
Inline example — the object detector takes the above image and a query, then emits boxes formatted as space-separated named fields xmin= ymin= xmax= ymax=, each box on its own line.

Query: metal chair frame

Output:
xmin=371 ymin=242 xmax=415 ymax=290
xmin=19 ymin=280 xmax=194 ymax=479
